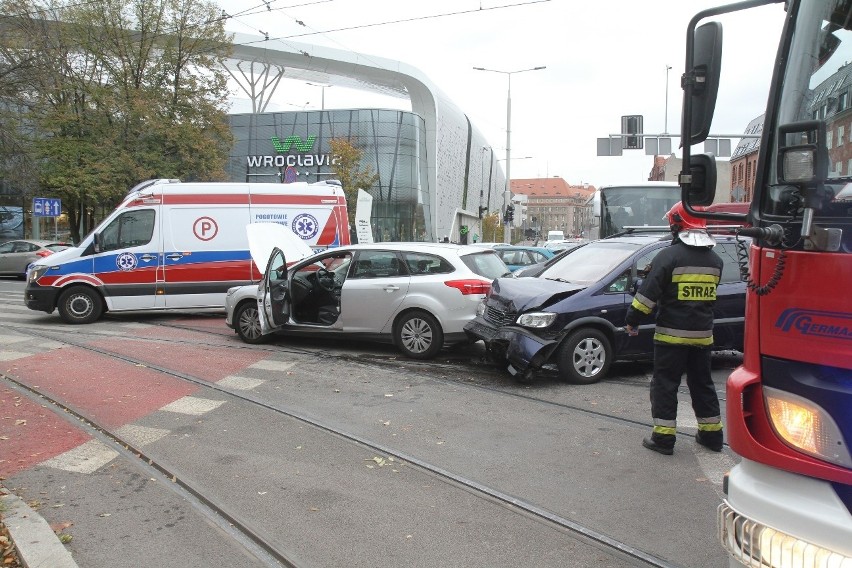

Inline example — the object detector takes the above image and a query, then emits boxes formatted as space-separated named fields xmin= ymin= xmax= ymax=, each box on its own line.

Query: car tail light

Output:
xmin=444 ymin=279 xmax=491 ymax=295
xmin=35 ymin=250 xmax=53 ymax=257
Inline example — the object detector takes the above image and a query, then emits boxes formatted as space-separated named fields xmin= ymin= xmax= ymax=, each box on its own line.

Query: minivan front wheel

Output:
xmin=57 ymin=286 xmax=103 ymax=324
xmin=394 ymin=310 xmax=443 ymax=360
xmin=557 ymin=328 xmax=612 ymax=384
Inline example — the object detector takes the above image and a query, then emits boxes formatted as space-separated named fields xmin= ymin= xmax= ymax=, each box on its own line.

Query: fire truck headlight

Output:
xmin=764 ymin=387 xmax=852 ymax=468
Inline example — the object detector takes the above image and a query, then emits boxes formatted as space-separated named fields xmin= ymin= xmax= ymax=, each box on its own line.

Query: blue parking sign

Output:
xmin=33 ymin=197 xmax=62 ymax=217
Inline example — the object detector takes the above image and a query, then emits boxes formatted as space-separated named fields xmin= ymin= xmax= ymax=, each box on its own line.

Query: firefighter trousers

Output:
xmin=649 ymin=343 xmax=722 ymax=447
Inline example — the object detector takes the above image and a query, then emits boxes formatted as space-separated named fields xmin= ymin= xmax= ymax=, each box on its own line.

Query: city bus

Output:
xmin=585 ymin=182 xmax=681 ymax=239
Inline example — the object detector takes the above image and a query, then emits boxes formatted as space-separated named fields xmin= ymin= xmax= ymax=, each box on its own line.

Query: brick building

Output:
xmin=729 ymin=115 xmax=763 ymax=203
xmin=510 ymin=177 xmax=595 ymax=238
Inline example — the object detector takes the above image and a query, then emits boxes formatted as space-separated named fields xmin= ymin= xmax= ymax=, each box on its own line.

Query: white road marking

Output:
xmin=0 ymin=350 xmax=31 ymax=361
xmin=0 ymin=335 xmax=29 ymax=344
xmin=121 ymin=323 xmax=153 ymax=329
xmin=694 ymin=449 xmax=737 ymax=487
xmin=160 ymin=396 xmax=225 ymax=416
xmin=114 ymin=424 xmax=169 ymax=447
xmin=218 ymin=375 xmax=265 ymax=390
xmin=41 ymin=439 xmax=119 ymax=474
xmin=249 ymin=360 xmax=297 ymax=372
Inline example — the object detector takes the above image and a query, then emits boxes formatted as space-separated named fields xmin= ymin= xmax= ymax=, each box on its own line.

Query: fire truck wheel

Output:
xmin=556 ymin=328 xmax=612 ymax=384
xmin=235 ymin=302 xmax=267 ymax=344
xmin=57 ymin=286 xmax=104 ymax=325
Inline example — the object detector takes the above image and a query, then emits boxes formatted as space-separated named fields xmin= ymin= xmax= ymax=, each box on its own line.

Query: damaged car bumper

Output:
xmin=465 ymin=317 xmax=559 ymax=376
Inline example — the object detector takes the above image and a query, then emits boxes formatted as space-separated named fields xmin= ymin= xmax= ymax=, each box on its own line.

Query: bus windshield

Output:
xmin=597 ymin=185 xmax=680 ymax=237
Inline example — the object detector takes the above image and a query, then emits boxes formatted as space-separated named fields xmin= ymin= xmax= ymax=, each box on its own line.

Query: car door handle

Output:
xmin=139 ymin=254 xmax=157 ymax=262
xmin=383 ymin=285 xmax=400 ymax=292
xmin=166 ymin=253 xmax=183 ymax=261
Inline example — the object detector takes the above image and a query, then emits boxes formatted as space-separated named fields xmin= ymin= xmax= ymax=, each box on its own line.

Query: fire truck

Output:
xmin=677 ymin=1 xmax=852 ymax=567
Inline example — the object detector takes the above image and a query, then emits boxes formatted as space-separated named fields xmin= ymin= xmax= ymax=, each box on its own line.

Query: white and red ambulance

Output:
xmin=24 ymin=178 xmax=350 ymax=324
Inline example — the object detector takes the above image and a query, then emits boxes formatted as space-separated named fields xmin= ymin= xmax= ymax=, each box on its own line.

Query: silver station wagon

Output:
xmin=226 ymin=224 xmax=509 ymax=359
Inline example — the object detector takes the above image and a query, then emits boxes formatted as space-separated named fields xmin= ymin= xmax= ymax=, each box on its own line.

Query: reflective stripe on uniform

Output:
xmin=654 ymin=326 xmax=714 ymax=346
xmin=672 ymin=266 xmax=721 ymax=280
xmin=631 ymin=292 xmax=655 ymax=314
xmin=697 ymin=416 xmax=723 ymax=431
xmin=653 ymin=418 xmax=676 ymax=435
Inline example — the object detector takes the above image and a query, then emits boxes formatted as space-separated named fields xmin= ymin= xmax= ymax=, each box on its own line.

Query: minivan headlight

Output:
xmin=516 ymin=312 xmax=556 ymax=328
xmin=476 ymin=300 xmax=486 ymax=317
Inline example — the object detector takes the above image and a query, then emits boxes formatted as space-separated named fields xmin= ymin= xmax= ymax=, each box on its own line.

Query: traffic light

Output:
xmin=506 ymin=204 xmax=514 ymax=223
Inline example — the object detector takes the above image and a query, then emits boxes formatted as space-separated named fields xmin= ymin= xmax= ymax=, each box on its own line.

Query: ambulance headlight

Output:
xmin=28 ymin=265 xmax=49 ymax=283
xmin=764 ymin=386 xmax=852 ymax=468
xmin=516 ymin=312 xmax=556 ymax=328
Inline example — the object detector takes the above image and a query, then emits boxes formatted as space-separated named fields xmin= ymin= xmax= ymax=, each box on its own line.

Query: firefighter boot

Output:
xmin=696 ymin=430 xmax=723 ymax=452
xmin=642 ymin=433 xmax=675 ymax=455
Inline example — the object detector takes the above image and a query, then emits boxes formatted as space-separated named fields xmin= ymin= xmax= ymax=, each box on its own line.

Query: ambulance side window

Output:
xmin=100 ymin=209 xmax=155 ymax=251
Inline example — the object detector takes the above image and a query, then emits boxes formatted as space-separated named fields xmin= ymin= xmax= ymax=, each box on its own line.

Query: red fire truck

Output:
xmin=678 ymin=1 xmax=852 ymax=567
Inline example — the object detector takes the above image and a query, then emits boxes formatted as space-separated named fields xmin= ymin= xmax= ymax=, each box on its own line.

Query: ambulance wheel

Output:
xmin=556 ymin=328 xmax=612 ymax=384
xmin=57 ymin=286 xmax=103 ymax=325
xmin=394 ymin=310 xmax=443 ymax=360
xmin=235 ymin=302 xmax=267 ymax=344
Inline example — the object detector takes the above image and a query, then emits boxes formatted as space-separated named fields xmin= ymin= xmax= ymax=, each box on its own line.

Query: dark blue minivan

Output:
xmin=464 ymin=232 xmax=748 ymax=384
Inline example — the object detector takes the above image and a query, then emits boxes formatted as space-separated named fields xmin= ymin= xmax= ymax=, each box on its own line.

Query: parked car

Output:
xmin=543 ymin=239 xmax=585 ymax=251
xmin=513 ymin=242 xmax=586 ymax=277
xmin=491 ymin=245 xmax=556 ymax=272
xmin=464 ymin=233 xmax=748 ymax=384
xmin=0 ymin=239 xmax=71 ymax=279
xmin=226 ymin=230 xmax=511 ymax=359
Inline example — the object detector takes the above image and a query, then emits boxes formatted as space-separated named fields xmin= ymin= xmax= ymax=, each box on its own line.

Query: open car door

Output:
xmin=258 ymin=247 xmax=290 ymax=333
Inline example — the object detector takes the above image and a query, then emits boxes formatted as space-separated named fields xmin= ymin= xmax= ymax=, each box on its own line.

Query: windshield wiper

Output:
xmin=546 ymin=277 xmax=573 ymax=283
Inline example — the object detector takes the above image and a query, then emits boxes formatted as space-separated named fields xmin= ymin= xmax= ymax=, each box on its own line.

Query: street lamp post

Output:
xmin=306 ymin=82 xmax=331 ymax=110
xmin=664 ymin=65 xmax=672 ymax=135
xmin=473 ymin=65 xmax=545 ymax=243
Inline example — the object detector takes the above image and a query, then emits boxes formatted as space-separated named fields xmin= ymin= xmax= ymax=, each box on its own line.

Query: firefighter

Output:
xmin=624 ymin=202 xmax=724 ymax=455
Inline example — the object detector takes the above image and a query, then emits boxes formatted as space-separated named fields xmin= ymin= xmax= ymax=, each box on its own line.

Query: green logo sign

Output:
xmin=271 ymin=135 xmax=317 ymax=153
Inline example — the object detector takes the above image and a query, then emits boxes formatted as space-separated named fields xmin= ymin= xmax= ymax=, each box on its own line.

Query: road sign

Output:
xmin=33 ymin=197 xmax=61 ymax=217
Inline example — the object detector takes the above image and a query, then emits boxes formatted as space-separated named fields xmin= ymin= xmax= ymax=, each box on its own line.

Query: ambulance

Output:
xmin=24 ymin=178 xmax=350 ymax=324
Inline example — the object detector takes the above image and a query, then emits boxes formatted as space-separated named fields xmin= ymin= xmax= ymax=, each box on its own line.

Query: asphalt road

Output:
xmin=0 ymin=277 xmax=740 ymax=567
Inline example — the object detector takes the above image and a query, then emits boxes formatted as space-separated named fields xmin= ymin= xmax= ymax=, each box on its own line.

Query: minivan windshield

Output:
xmin=539 ymin=240 xmax=646 ymax=284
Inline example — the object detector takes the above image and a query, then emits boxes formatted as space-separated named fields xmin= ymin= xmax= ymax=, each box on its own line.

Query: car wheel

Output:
xmin=57 ymin=286 xmax=103 ymax=324
xmin=556 ymin=328 xmax=612 ymax=384
xmin=394 ymin=310 xmax=443 ymax=360
xmin=235 ymin=302 xmax=267 ymax=344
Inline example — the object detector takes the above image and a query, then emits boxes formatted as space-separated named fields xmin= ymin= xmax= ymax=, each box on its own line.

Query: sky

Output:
xmin=216 ymin=0 xmax=787 ymax=188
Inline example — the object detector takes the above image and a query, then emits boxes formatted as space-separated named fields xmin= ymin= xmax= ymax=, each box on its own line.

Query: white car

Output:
xmin=225 ymin=233 xmax=509 ymax=359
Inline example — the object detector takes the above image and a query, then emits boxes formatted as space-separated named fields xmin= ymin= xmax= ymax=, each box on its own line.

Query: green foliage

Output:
xmin=328 ymin=137 xmax=379 ymax=230
xmin=0 ymin=0 xmax=233 ymax=242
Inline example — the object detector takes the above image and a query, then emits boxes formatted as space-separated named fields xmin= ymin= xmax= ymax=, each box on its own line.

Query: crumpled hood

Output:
xmin=489 ymin=276 xmax=585 ymax=313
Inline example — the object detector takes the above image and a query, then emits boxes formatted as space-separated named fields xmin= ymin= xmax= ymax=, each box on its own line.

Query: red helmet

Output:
xmin=665 ymin=202 xmax=707 ymax=231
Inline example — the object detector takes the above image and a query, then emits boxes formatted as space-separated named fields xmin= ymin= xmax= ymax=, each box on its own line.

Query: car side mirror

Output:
xmin=631 ymin=278 xmax=644 ymax=295
xmin=92 ymin=233 xmax=102 ymax=253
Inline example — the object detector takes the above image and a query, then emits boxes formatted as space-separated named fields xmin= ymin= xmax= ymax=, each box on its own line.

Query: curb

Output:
xmin=0 ymin=491 xmax=79 ymax=568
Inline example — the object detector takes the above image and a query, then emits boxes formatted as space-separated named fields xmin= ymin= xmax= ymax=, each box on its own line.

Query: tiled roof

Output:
xmin=510 ymin=177 xmax=596 ymax=197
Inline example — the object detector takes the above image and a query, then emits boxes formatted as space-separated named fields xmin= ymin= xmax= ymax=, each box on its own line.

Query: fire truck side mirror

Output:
xmin=687 ymin=153 xmax=717 ymax=206
xmin=688 ymin=21 xmax=723 ymax=145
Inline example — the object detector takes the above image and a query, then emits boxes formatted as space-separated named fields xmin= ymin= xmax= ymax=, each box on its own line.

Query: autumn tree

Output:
xmin=481 ymin=211 xmax=505 ymax=243
xmin=328 ymin=137 xmax=379 ymax=232
xmin=0 ymin=0 xmax=233 ymax=242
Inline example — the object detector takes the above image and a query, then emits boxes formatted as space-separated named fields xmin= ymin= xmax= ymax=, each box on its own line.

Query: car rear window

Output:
xmin=461 ymin=251 xmax=509 ymax=279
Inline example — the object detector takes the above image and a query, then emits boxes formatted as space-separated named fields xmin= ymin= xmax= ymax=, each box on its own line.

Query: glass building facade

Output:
xmin=227 ymin=107 xmax=503 ymax=244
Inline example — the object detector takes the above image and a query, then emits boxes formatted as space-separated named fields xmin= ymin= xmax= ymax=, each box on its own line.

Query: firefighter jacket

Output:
xmin=625 ymin=238 xmax=723 ymax=346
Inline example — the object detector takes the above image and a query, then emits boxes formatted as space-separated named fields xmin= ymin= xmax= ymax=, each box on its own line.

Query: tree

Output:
xmin=481 ymin=211 xmax=505 ymax=243
xmin=328 ymin=137 xmax=379 ymax=233
xmin=0 ymin=0 xmax=233 ymax=242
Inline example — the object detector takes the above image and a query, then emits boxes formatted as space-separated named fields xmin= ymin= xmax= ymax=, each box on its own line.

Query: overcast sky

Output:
xmin=216 ymin=0 xmax=787 ymax=187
